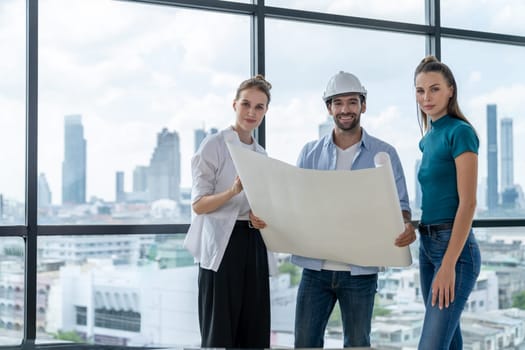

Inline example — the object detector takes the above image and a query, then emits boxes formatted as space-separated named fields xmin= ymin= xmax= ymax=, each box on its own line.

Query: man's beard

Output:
xmin=334 ymin=113 xmax=360 ymax=131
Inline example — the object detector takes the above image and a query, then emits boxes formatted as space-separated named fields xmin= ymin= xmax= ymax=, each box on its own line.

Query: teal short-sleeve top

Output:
xmin=418 ymin=115 xmax=479 ymax=224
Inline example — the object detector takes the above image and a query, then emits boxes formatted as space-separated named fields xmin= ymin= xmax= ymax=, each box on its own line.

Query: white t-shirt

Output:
xmin=322 ymin=142 xmax=360 ymax=271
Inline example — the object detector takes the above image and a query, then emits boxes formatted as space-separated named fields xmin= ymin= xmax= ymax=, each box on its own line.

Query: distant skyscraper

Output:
xmin=38 ymin=173 xmax=52 ymax=207
xmin=477 ymin=177 xmax=487 ymax=211
xmin=318 ymin=115 xmax=333 ymax=138
xmin=194 ymin=128 xmax=207 ymax=153
xmin=500 ymin=118 xmax=513 ymax=191
xmin=116 ymin=171 xmax=125 ymax=202
xmin=194 ymin=127 xmax=219 ymax=152
xmin=486 ymin=104 xmax=498 ymax=211
xmin=133 ymin=165 xmax=148 ymax=193
xmin=62 ymin=114 xmax=86 ymax=205
xmin=148 ymin=128 xmax=181 ymax=201
xmin=500 ymin=118 xmax=518 ymax=208
xmin=415 ymin=159 xmax=422 ymax=210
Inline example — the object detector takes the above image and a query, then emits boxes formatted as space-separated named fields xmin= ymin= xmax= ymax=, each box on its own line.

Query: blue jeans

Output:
xmin=294 ymin=268 xmax=377 ymax=348
xmin=418 ymin=228 xmax=481 ymax=350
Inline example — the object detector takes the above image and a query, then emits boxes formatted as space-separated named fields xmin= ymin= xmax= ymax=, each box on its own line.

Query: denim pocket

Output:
xmin=420 ymin=229 xmax=451 ymax=263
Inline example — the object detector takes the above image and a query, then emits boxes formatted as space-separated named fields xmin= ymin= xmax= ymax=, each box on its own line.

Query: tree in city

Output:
xmin=512 ymin=291 xmax=525 ymax=310
xmin=54 ymin=330 xmax=84 ymax=343
xmin=278 ymin=261 xmax=301 ymax=286
xmin=3 ymin=245 xmax=23 ymax=257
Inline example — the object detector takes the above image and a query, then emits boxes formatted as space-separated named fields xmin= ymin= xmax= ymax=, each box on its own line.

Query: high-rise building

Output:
xmin=116 ymin=171 xmax=125 ymax=203
xmin=194 ymin=127 xmax=219 ymax=153
xmin=38 ymin=173 xmax=52 ymax=207
xmin=194 ymin=128 xmax=207 ymax=153
xmin=486 ymin=104 xmax=498 ymax=211
xmin=62 ymin=114 xmax=86 ymax=205
xmin=500 ymin=117 xmax=518 ymax=208
xmin=415 ymin=159 xmax=422 ymax=210
xmin=148 ymin=128 xmax=181 ymax=201
xmin=133 ymin=165 xmax=148 ymax=193
xmin=318 ymin=115 xmax=333 ymax=138
xmin=500 ymin=118 xmax=513 ymax=191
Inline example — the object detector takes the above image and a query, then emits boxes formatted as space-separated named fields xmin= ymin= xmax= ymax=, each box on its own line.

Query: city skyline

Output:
xmin=7 ymin=100 xmax=525 ymax=226
xmin=37 ymin=123 xmax=221 ymax=207
xmin=24 ymin=105 xmax=525 ymax=216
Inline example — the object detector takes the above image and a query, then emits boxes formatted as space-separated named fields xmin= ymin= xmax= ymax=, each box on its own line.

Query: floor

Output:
xmin=0 ymin=345 xmax=165 ymax=350
xmin=0 ymin=345 xmax=376 ymax=350
xmin=0 ymin=341 xmax=377 ymax=350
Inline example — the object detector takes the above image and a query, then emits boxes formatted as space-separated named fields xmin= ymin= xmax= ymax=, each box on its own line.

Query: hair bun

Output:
xmin=254 ymin=74 xmax=272 ymax=90
xmin=421 ymin=55 xmax=439 ymax=65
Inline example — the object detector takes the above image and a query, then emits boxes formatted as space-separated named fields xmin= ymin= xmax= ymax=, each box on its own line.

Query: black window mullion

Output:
xmin=25 ymin=0 xmax=38 ymax=344
xmin=425 ymin=0 xmax=441 ymax=58
xmin=252 ymin=0 xmax=266 ymax=147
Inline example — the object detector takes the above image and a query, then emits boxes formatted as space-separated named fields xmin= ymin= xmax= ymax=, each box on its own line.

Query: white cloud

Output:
xmin=265 ymin=94 xmax=323 ymax=165
xmin=327 ymin=0 xmax=422 ymax=21
xmin=29 ymin=0 xmax=252 ymax=202
xmin=1 ymin=0 xmax=524 ymax=209
xmin=491 ymin=2 xmax=525 ymax=34
xmin=468 ymin=71 xmax=482 ymax=84
xmin=469 ymin=84 xmax=525 ymax=116
xmin=0 ymin=96 xmax=25 ymax=201
xmin=268 ymin=0 xmax=423 ymax=23
xmin=442 ymin=0 xmax=525 ymax=35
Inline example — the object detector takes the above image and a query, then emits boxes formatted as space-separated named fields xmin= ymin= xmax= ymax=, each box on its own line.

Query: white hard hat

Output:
xmin=322 ymin=71 xmax=367 ymax=102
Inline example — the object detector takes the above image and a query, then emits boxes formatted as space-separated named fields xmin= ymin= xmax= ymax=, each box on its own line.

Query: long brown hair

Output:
xmin=235 ymin=74 xmax=272 ymax=105
xmin=414 ymin=56 xmax=472 ymax=132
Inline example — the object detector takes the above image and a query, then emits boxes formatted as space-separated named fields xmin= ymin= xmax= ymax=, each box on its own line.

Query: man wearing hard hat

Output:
xmin=291 ymin=71 xmax=416 ymax=348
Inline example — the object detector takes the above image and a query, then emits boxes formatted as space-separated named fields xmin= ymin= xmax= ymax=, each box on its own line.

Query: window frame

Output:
xmin=2 ymin=0 xmax=524 ymax=346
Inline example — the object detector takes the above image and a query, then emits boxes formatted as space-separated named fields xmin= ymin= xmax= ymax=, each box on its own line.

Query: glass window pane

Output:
xmin=0 ymin=237 xmax=25 ymax=346
xmin=266 ymin=0 xmax=425 ymax=24
xmin=266 ymin=19 xmax=425 ymax=220
xmin=442 ymin=39 xmax=525 ymax=219
xmin=373 ymin=227 xmax=525 ymax=348
xmin=36 ymin=234 xmax=308 ymax=347
xmin=266 ymin=19 xmax=425 ymax=347
xmin=38 ymin=0 xmax=250 ymax=225
xmin=441 ymin=0 xmax=525 ymax=36
xmin=36 ymin=234 xmax=199 ymax=346
xmin=0 ymin=0 xmax=25 ymax=225
xmin=46 ymin=229 xmax=520 ymax=350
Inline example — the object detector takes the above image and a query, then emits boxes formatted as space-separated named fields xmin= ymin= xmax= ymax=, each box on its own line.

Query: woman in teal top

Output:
xmin=414 ymin=55 xmax=481 ymax=350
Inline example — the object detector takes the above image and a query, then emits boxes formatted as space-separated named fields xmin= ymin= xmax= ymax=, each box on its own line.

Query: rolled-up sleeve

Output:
xmin=388 ymin=148 xmax=411 ymax=213
xmin=191 ymin=143 xmax=218 ymax=204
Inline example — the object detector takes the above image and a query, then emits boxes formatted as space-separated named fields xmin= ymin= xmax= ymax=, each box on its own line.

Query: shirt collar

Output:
xmin=222 ymin=126 xmax=265 ymax=153
xmin=324 ymin=127 xmax=369 ymax=150
xmin=430 ymin=114 xmax=451 ymax=129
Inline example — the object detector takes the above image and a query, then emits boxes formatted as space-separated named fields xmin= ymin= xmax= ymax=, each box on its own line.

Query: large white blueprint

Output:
xmin=227 ymin=143 xmax=412 ymax=267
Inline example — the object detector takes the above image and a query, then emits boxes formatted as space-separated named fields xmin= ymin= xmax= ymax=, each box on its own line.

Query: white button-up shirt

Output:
xmin=184 ymin=127 xmax=277 ymax=273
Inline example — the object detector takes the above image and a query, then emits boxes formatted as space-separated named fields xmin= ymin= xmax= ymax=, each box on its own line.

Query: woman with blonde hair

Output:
xmin=184 ymin=75 xmax=275 ymax=348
